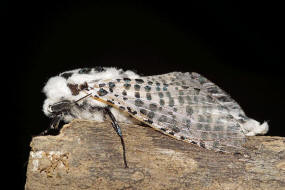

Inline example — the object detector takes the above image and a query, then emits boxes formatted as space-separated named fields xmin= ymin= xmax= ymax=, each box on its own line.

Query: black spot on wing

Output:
xmin=67 ymin=83 xmax=80 ymax=95
xmin=124 ymin=83 xmax=131 ymax=90
xmin=135 ymin=99 xmax=144 ymax=107
xmin=135 ymin=79 xmax=144 ymax=84
xmin=93 ymin=66 xmax=105 ymax=72
xmin=127 ymin=107 xmax=137 ymax=115
xmin=123 ymin=78 xmax=131 ymax=82
xmin=61 ymin=72 xmax=73 ymax=79
xmin=79 ymin=68 xmax=92 ymax=74
xmin=144 ymin=119 xmax=153 ymax=124
xmin=97 ymin=88 xmax=108 ymax=96
xmin=79 ymin=82 xmax=89 ymax=90
xmin=135 ymin=92 xmax=140 ymax=98
xmin=99 ymin=83 xmax=106 ymax=87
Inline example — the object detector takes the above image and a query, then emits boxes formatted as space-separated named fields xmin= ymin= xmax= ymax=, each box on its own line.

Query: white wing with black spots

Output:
xmin=89 ymin=73 xmax=246 ymax=152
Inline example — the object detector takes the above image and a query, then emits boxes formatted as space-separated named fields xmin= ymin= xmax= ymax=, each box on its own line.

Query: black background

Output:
xmin=7 ymin=1 xmax=284 ymax=189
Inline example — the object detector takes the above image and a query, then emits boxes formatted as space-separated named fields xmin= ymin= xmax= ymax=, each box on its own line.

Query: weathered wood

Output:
xmin=25 ymin=119 xmax=285 ymax=190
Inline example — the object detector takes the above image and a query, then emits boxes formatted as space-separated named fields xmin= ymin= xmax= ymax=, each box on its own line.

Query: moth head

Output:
xmin=42 ymin=100 xmax=73 ymax=131
xmin=48 ymin=100 xmax=73 ymax=116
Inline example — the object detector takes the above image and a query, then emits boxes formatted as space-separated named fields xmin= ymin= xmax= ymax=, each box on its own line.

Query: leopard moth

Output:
xmin=42 ymin=67 xmax=269 ymax=167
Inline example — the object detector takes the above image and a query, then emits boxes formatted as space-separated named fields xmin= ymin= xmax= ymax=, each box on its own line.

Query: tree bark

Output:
xmin=25 ymin=119 xmax=285 ymax=190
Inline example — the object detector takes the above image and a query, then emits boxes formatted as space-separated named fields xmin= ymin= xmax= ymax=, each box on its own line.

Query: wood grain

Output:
xmin=25 ymin=119 xmax=285 ymax=190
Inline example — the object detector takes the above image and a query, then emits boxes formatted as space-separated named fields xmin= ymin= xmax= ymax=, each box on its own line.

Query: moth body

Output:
xmin=43 ymin=67 xmax=269 ymax=153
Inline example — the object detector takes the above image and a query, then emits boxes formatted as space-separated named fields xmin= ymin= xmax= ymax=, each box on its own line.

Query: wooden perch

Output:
xmin=25 ymin=119 xmax=285 ymax=190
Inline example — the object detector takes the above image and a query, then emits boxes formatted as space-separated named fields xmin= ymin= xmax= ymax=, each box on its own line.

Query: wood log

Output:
xmin=25 ymin=119 xmax=285 ymax=190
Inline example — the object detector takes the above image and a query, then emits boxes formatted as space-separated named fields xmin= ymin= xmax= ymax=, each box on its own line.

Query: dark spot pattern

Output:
xmin=124 ymin=83 xmax=131 ymax=90
xmin=171 ymin=126 xmax=180 ymax=133
xmin=135 ymin=99 xmax=144 ymax=107
xmin=217 ymin=96 xmax=231 ymax=102
xmin=122 ymin=90 xmax=127 ymax=96
xmin=79 ymin=82 xmax=88 ymax=90
xmin=135 ymin=79 xmax=144 ymax=84
xmin=140 ymin=109 xmax=147 ymax=115
xmin=166 ymin=91 xmax=171 ymax=97
xmin=194 ymin=88 xmax=200 ymax=95
xmin=208 ymin=86 xmax=219 ymax=93
xmin=97 ymin=88 xmax=108 ymax=96
xmin=144 ymin=86 xmax=151 ymax=92
xmin=108 ymin=82 xmax=116 ymax=88
xmin=182 ymin=86 xmax=189 ymax=89
xmin=145 ymin=119 xmax=153 ymax=124
xmin=127 ymin=107 xmax=137 ymax=115
xmin=147 ymin=111 xmax=155 ymax=119
xmin=169 ymin=98 xmax=174 ymax=107
xmin=79 ymin=68 xmax=92 ymax=74
xmin=198 ymin=76 xmax=207 ymax=84
xmin=149 ymin=104 xmax=158 ymax=111
xmin=178 ymin=96 xmax=184 ymax=105
xmin=94 ymin=66 xmax=105 ymax=72
xmin=135 ymin=92 xmax=140 ymax=98
xmin=199 ymin=141 xmax=206 ymax=148
xmin=134 ymin=84 xmax=140 ymax=91
xmin=158 ymin=115 xmax=167 ymax=122
xmin=67 ymin=83 xmax=80 ymax=95
xmin=169 ymin=131 xmax=175 ymax=135
xmin=119 ymin=106 xmax=125 ymax=110
xmin=123 ymin=78 xmax=131 ymax=82
xmin=146 ymin=93 xmax=152 ymax=100
xmin=107 ymin=100 xmax=114 ymax=104
xmin=159 ymin=99 xmax=165 ymax=106
xmin=99 ymin=83 xmax=106 ymax=87
xmin=61 ymin=72 xmax=73 ymax=79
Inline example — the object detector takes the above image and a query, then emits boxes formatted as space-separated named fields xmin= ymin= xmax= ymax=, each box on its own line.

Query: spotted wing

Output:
xmin=145 ymin=72 xmax=247 ymax=119
xmin=90 ymin=73 xmax=246 ymax=153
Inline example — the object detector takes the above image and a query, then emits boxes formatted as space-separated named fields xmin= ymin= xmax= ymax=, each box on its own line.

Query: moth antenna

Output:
xmin=74 ymin=93 xmax=92 ymax=103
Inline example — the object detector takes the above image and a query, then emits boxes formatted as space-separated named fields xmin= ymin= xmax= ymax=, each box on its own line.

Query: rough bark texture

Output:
xmin=25 ymin=119 xmax=285 ymax=190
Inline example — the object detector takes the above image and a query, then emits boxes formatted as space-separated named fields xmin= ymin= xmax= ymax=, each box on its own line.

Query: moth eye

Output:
xmin=50 ymin=100 xmax=72 ymax=113
xmin=48 ymin=105 xmax=53 ymax=113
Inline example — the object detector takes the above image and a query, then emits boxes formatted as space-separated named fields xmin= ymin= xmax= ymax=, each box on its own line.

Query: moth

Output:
xmin=42 ymin=67 xmax=269 ymax=167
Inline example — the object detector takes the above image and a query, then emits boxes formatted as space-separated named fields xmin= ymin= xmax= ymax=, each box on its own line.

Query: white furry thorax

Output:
xmin=43 ymin=67 xmax=139 ymax=123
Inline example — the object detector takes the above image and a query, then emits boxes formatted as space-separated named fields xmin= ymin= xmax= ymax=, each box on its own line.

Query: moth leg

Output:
xmin=40 ymin=114 xmax=62 ymax=136
xmin=104 ymin=107 xmax=128 ymax=168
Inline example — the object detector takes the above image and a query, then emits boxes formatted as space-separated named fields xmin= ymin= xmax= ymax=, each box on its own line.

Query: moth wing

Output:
xmin=145 ymin=72 xmax=246 ymax=118
xmin=91 ymin=74 xmax=246 ymax=153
